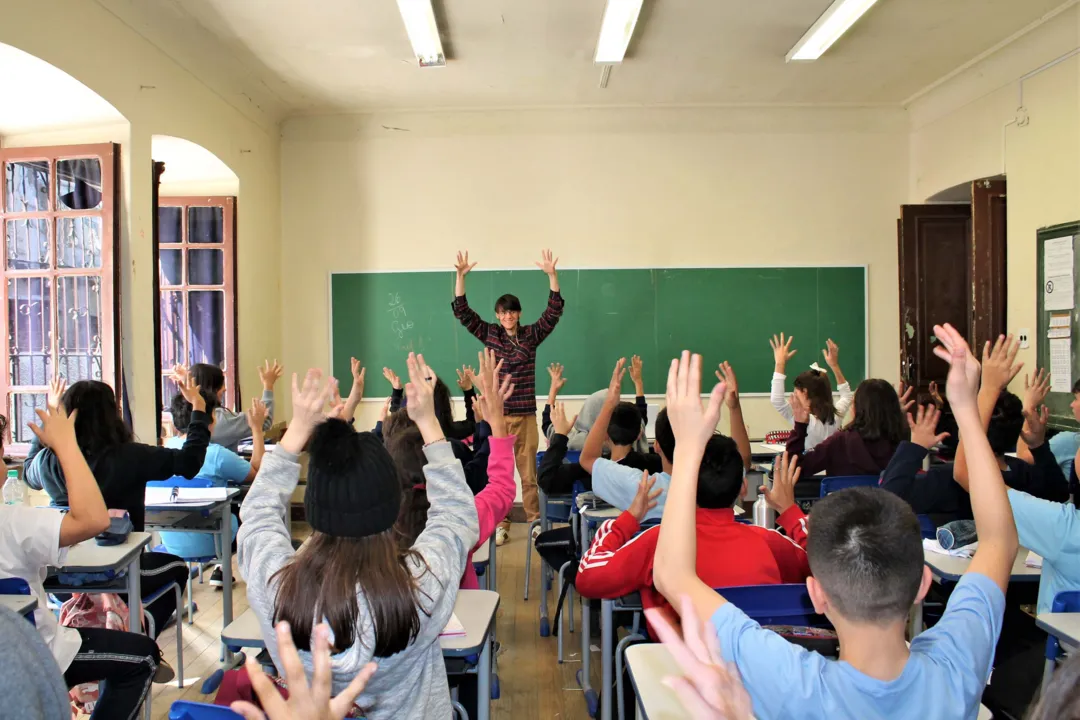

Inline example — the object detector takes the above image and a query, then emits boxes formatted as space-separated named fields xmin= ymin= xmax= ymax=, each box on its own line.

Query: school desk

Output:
xmin=0 ymin=594 xmax=37 ymax=617
xmin=221 ymin=590 xmax=501 ymax=720
xmin=1036 ymin=612 xmax=1080 ymax=689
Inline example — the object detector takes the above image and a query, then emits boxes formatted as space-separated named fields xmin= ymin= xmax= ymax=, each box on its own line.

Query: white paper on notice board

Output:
xmin=1044 ymin=236 xmax=1075 ymax=311
xmin=1050 ymin=338 xmax=1073 ymax=393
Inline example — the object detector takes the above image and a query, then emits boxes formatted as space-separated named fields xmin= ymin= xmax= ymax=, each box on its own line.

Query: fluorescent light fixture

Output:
xmin=594 ymin=0 xmax=644 ymax=64
xmin=786 ymin=0 xmax=881 ymax=62
xmin=395 ymin=0 xmax=445 ymax=67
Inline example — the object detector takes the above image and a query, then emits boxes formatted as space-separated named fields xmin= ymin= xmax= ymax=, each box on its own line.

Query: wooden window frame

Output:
xmin=156 ymin=196 xmax=238 ymax=413
xmin=0 ymin=143 xmax=120 ymax=451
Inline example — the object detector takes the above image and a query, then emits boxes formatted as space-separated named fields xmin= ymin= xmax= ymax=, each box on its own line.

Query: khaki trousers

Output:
xmin=499 ymin=414 xmax=540 ymax=529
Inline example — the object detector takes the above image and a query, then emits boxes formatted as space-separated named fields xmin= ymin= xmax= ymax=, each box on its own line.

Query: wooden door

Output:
xmin=898 ymin=204 xmax=973 ymax=390
xmin=971 ymin=178 xmax=1007 ymax=350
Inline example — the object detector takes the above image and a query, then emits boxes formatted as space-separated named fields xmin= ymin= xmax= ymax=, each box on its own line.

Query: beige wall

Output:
xmin=282 ymin=107 xmax=909 ymax=435
xmin=0 ymin=0 xmax=281 ymax=441
xmin=908 ymin=5 xmax=1080 ymax=381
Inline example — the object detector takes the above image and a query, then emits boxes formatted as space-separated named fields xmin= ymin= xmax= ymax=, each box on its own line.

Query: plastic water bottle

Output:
xmin=753 ymin=495 xmax=774 ymax=529
xmin=3 ymin=469 xmax=24 ymax=505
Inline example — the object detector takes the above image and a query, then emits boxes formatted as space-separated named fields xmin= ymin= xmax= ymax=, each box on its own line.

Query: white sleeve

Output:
xmin=834 ymin=381 xmax=854 ymax=418
xmin=3 ymin=507 xmax=64 ymax=569
xmin=771 ymin=373 xmax=794 ymax=422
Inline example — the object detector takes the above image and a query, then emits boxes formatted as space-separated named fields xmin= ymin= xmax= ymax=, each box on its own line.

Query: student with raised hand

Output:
xmin=652 ymin=331 xmax=1017 ymax=720
xmin=2 ymin=406 xmax=170 ymax=719
xmin=174 ymin=360 xmax=281 ymax=451
xmin=237 ymin=356 xmax=478 ymax=720
xmin=769 ymin=334 xmax=853 ymax=449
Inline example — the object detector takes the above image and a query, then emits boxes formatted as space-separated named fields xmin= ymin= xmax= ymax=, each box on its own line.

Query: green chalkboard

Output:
xmin=330 ymin=267 xmax=867 ymax=397
xmin=1036 ymin=221 xmax=1080 ymax=430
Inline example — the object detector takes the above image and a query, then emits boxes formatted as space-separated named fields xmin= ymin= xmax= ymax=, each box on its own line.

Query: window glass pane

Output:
xmin=56 ymin=276 xmax=102 ymax=383
xmin=161 ymin=376 xmax=181 ymax=407
xmin=188 ymin=249 xmax=223 ymax=285
xmin=188 ymin=206 xmax=223 ymax=244
xmin=159 ymin=250 xmax=182 ymax=286
xmin=159 ymin=207 xmax=182 ymax=244
xmin=10 ymin=394 xmax=46 ymax=443
xmin=57 ymin=158 xmax=102 ymax=211
xmin=160 ymin=291 xmax=184 ymax=372
xmin=4 ymin=160 xmax=49 ymax=212
xmin=7 ymin=277 xmax=52 ymax=386
xmin=56 ymin=216 xmax=103 ymax=269
xmin=188 ymin=290 xmax=224 ymax=366
xmin=5 ymin=219 xmax=50 ymax=270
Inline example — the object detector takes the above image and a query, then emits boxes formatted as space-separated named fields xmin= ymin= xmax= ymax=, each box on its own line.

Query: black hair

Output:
xmin=495 ymin=294 xmax=521 ymax=314
xmin=1028 ymin=652 xmax=1080 ymax=720
xmin=806 ymin=486 xmax=923 ymax=623
xmin=170 ymin=390 xmax=220 ymax=432
xmin=795 ymin=370 xmax=838 ymax=425
xmin=696 ymin=435 xmax=745 ymax=509
xmin=654 ymin=408 xmax=674 ymax=461
xmin=62 ymin=381 xmax=133 ymax=460
xmin=608 ymin=402 xmax=642 ymax=447
xmin=432 ymin=377 xmax=455 ymax=439
xmin=0 ymin=413 xmax=7 ymax=453
xmin=1072 ymin=378 xmax=1080 ymax=395
xmin=847 ymin=379 xmax=906 ymax=446
xmin=189 ymin=363 xmax=226 ymax=394
xmin=987 ymin=391 xmax=1024 ymax=456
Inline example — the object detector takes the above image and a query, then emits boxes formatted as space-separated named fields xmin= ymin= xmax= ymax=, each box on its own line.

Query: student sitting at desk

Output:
xmin=2 ymin=408 xmax=170 ymax=718
xmin=652 ymin=330 xmax=1016 ymax=720
xmin=1015 ymin=374 xmax=1080 ymax=500
xmin=172 ymin=360 xmax=280 ymax=452
xmin=541 ymin=358 xmax=651 ymax=454
xmin=26 ymin=378 xmax=204 ymax=637
xmin=769 ymin=334 xmax=853 ymax=450
xmin=157 ymin=390 xmax=267 ymax=588
xmin=382 ymin=363 xmax=478 ymax=442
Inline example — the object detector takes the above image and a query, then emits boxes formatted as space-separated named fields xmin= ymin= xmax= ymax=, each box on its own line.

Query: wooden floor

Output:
xmin=148 ymin=522 xmax=597 ymax=719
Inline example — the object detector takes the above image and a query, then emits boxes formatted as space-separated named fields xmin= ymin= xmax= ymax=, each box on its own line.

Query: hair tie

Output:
xmin=412 ymin=484 xmax=426 ymax=491
xmin=809 ymin=362 xmax=826 ymax=374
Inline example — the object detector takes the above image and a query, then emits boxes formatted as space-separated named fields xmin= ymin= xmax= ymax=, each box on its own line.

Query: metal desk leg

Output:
xmin=477 ymin=628 xmax=492 ymax=720
xmin=601 ymin=599 xmax=613 ymax=720
xmin=220 ymin=504 xmax=235 ymax=663
xmin=127 ymin=554 xmax=144 ymax=635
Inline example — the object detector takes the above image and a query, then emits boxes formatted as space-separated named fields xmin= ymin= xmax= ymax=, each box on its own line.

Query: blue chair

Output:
xmin=169 ymin=701 xmax=242 ymax=719
xmin=720 ymin=583 xmax=829 ymax=628
xmin=917 ymin=514 xmax=937 ymax=540
xmin=819 ymin=475 xmax=880 ymax=498
xmin=1043 ymin=591 xmax=1080 ymax=692
xmin=0 ymin=577 xmax=35 ymax=626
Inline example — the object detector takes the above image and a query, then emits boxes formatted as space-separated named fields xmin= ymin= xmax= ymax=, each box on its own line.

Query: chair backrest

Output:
xmin=819 ymin=475 xmax=880 ymax=498
xmin=718 ymin=583 xmax=829 ymax=628
xmin=917 ymin=514 xmax=937 ymax=540
xmin=169 ymin=701 xmax=242 ymax=719
xmin=1052 ymin=591 xmax=1080 ymax=613
xmin=0 ymin=577 xmax=32 ymax=596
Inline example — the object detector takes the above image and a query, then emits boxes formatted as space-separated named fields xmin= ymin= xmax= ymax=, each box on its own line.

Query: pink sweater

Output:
xmin=460 ymin=434 xmax=517 ymax=589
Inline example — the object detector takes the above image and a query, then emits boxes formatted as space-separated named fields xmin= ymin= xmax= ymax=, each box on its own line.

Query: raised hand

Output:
xmin=230 ymin=621 xmax=377 ymax=720
xmin=405 ymin=353 xmax=442 ymax=442
xmin=822 ymin=339 xmax=840 ymax=369
xmin=47 ymin=377 xmax=67 ymax=411
xmin=981 ymin=334 xmax=1023 ymax=391
xmin=928 ymin=381 xmax=944 ymax=407
xmin=1021 ymin=405 xmax=1050 ymax=449
xmin=761 ymin=452 xmax=800 ymax=515
xmin=715 ymin=362 xmax=740 ymax=410
xmin=769 ymin=333 xmax=797 ymax=372
xmin=169 ymin=363 xmax=190 ymax=385
xmin=932 ymin=323 xmax=981 ymax=410
xmin=325 ymin=378 xmax=346 ymax=420
xmin=551 ymin=402 xmax=577 ymax=437
xmin=666 ymin=352 xmax=725 ymax=451
xmin=377 ymin=397 xmax=392 ymax=425
xmin=897 ymin=381 xmax=916 ymax=414
xmin=382 ymin=367 xmax=402 ymax=391
xmin=547 ymin=363 xmax=567 ymax=395
xmin=280 ymin=369 xmax=333 ymax=454
xmin=1023 ymin=369 xmax=1051 ymax=411
xmin=535 ymin=248 xmax=559 ymax=277
xmin=607 ymin=358 xmax=627 ymax=402
xmin=247 ymin=398 xmax=268 ymax=432
xmin=628 ymin=470 xmax=663 ymax=523
xmin=908 ymin=404 xmax=950 ymax=450
xmin=349 ymin=357 xmax=366 ymax=393
xmin=454 ymin=250 xmax=477 ymax=277
xmin=28 ymin=404 xmax=78 ymax=452
xmin=259 ymin=360 xmax=284 ymax=391
xmin=178 ymin=376 xmax=206 ymax=412
xmin=789 ymin=390 xmax=810 ymax=424
xmin=644 ymin=597 xmax=753 ymax=720
xmin=476 ymin=349 xmax=513 ymax=437
xmin=456 ymin=365 xmax=475 ymax=392
xmin=629 ymin=355 xmax=645 ymax=393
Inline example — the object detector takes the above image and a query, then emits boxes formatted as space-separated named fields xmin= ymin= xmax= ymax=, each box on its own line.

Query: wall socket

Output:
xmin=1018 ymin=329 xmax=1030 ymax=349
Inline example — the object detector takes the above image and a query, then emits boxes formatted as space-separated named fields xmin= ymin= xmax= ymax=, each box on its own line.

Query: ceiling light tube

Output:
xmin=594 ymin=0 xmax=644 ymax=64
xmin=395 ymin=0 xmax=445 ymax=67
xmin=786 ymin=0 xmax=881 ymax=62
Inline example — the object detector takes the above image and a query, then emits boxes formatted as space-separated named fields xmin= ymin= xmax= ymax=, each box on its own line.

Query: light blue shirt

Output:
xmin=1008 ymin=488 xmax=1080 ymax=614
xmin=710 ymin=572 xmax=1004 ymax=720
xmin=158 ymin=438 xmax=247 ymax=558
xmin=1049 ymin=431 xmax=1080 ymax=481
xmin=590 ymin=458 xmax=669 ymax=522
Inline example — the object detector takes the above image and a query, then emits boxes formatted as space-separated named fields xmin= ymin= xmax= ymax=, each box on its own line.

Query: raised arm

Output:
xmin=341 ymin=357 xmax=366 ymax=424
xmin=244 ymin=398 xmax=268 ymax=480
xmin=652 ymin=352 xmax=729 ymax=621
xmin=934 ymin=324 xmax=1018 ymax=593
xmin=451 ymin=250 xmax=496 ymax=341
xmin=580 ymin=358 xmax=625 ymax=474
xmin=134 ymin=377 xmax=211 ymax=482
xmin=717 ymin=362 xmax=751 ymax=470
xmin=1015 ymin=369 xmax=1051 ymax=464
xmin=523 ymin=250 xmax=565 ymax=344
xmin=822 ymin=339 xmax=848 ymax=388
xmin=469 ymin=350 xmax=517 ymax=550
xmin=954 ymin=334 xmax=1022 ymax=490
xmin=538 ymin=405 xmax=578 ymax=494
xmin=769 ymin=334 xmax=797 ymax=420
xmin=543 ymin=363 xmax=567 ymax=441
xmin=257 ymin=360 xmax=282 ymax=428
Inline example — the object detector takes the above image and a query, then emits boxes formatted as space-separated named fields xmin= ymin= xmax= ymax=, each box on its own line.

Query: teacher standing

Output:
xmin=452 ymin=249 xmax=564 ymax=546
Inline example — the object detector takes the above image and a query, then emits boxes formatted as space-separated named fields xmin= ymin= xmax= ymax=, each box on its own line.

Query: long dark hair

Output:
xmin=189 ymin=364 xmax=225 ymax=395
xmin=383 ymin=412 xmax=430 ymax=547
xmin=63 ymin=381 xmax=133 ymax=460
xmin=846 ymin=379 xmax=906 ymax=446
xmin=794 ymin=370 xmax=838 ymax=424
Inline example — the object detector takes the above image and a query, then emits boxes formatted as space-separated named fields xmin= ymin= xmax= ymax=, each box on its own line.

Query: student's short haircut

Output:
xmin=986 ymin=391 xmax=1024 ymax=455
xmin=608 ymin=403 xmax=642 ymax=447
xmin=171 ymin=390 xmax=220 ymax=432
xmin=654 ymin=408 xmax=674 ymax=460
xmin=806 ymin=486 xmax=923 ymax=624
xmin=189 ymin=363 xmax=226 ymax=394
xmin=494 ymin=294 xmax=521 ymax=314
xmin=1073 ymin=378 xmax=1080 ymax=395
xmin=696 ymin=435 xmax=744 ymax=509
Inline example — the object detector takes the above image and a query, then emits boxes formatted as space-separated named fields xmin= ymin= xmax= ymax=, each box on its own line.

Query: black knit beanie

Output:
xmin=305 ymin=419 xmax=401 ymax=538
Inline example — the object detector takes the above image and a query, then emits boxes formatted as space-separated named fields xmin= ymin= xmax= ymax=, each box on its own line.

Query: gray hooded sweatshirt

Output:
xmin=544 ymin=389 xmax=650 ymax=454
xmin=237 ymin=441 xmax=478 ymax=720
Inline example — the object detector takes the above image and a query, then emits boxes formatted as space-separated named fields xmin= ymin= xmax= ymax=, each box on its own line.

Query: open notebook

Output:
xmin=439 ymin=612 xmax=466 ymax=638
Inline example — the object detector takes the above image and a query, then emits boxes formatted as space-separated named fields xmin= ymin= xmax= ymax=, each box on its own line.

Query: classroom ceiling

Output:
xmin=97 ymin=0 xmax=1069 ymax=119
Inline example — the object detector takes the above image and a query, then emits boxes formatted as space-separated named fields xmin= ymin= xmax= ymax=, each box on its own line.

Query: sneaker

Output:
xmin=153 ymin=659 xmax=175 ymax=684
xmin=495 ymin=527 xmax=510 ymax=546
xmin=209 ymin=565 xmax=224 ymax=588
xmin=531 ymin=524 xmax=542 ymax=541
